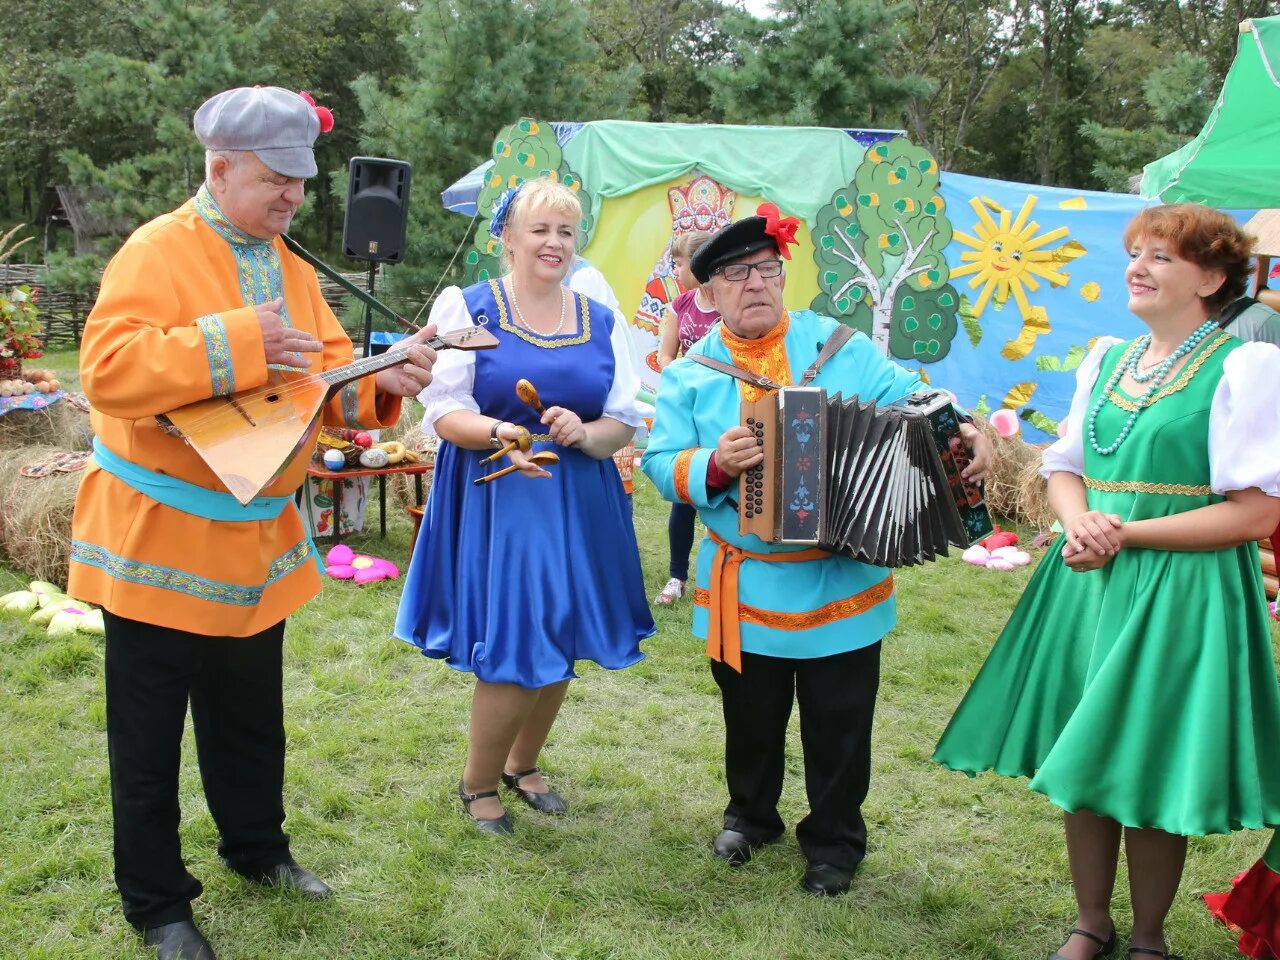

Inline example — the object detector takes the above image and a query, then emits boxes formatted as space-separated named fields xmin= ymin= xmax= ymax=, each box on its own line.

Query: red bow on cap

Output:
xmin=298 ymin=90 xmax=335 ymax=134
xmin=758 ymin=201 xmax=800 ymax=260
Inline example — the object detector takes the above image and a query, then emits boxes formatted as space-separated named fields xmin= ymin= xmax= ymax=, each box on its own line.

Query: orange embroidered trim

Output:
xmin=693 ymin=575 xmax=894 ymax=631
xmin=673 ymin=448 xmax=696 ymax=503
xmin=720 ymin=310 xmax=794 ymax=401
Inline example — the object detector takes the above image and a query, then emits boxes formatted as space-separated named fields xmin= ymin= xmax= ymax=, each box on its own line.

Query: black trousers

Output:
xmin=104 ymin=612 xmax=292 ymax=930
xmin=710 ymin=642 xmax=881 ymax=871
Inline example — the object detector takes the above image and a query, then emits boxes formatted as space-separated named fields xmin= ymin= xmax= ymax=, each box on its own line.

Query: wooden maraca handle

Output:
xmin=473 ymin=462 xmax=521 ymax=485
xmin=479 ymin=427 xmax=531 ymax=465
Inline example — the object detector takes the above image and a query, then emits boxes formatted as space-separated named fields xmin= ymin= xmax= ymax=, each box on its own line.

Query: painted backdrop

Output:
xmin=449 ymin=120 xmax=1166 ymax=442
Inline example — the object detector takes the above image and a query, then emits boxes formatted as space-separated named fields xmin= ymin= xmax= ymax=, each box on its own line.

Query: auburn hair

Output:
xmin=1122 ymin=204 xmax=1254 ymax=314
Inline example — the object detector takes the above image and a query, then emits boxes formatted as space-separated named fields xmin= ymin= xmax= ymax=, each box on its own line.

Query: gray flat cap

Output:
xmin=194 ymin=86 xmax=323 ymax=178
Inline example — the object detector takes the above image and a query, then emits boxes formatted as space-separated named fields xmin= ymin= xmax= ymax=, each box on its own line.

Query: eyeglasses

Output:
xmin=714 ymin=259 xmax=784 ymax=282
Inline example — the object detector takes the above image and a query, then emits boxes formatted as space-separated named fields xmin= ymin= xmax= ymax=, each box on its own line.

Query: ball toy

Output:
xmin=989 ymin=408 xmax=1021 ymax=438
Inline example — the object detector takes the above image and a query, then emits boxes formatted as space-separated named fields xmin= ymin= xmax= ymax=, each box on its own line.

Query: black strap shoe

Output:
xmin=712 ymin=829 xmax=770 ymax=866
xmin=458 ymin=779 xmax=515 ymax=834
xmin=244 ymin=862 xmax=333 ymax=899
xmin=501 ymin=767 xmax=567 ymax=815
xmin=143 ymin=919 xmax=217 ymax=959
xmin=801 ymin=862 xmax=854 ymax=896
xmin=1050 ymin=926 xmax=1117 ymax=960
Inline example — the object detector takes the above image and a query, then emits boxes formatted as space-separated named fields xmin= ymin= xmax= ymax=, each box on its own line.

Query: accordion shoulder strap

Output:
xmin=687 ymin=353 xmax=784 ymax=391
xmin=687 ymin=324 xmax=855 ymax=391
xmin=798 ymin=324 xmax=856 ymax=385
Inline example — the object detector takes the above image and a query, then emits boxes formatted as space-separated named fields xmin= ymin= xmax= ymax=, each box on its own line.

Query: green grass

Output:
xmin=0 ymin=404 xmax=1276 ymax=957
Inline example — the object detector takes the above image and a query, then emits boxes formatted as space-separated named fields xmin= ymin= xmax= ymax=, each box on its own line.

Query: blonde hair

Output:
xmin=500 ymin=178 xmax=584 ymax=272
xmin=670 ymin=229 xmax=716 ymax=261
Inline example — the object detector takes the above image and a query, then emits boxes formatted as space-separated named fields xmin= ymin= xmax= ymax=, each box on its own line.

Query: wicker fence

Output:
xmin=0 ymin=261 xmax=412 ymax=349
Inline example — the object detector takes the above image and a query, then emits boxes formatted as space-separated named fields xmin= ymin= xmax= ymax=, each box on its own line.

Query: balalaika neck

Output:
xmin=317 ymin=335 xmax=442 ymax=392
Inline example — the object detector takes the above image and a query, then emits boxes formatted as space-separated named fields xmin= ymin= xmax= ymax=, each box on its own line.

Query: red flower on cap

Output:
xmin=298 ymin=90 xmax=335 ymax=134
xmin=758 ymin=201 xmax=800 ymax=260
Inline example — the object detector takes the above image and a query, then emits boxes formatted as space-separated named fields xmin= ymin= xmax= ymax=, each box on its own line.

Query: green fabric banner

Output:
xmin=561 ymin=120 xmax=877 ymax=223
xmin=1140 ymin=15 xmax=1280 ymax=207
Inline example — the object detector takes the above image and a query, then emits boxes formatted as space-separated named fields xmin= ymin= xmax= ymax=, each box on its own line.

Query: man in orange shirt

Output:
xmin=69 ymin=86 xmax=436 ymax=960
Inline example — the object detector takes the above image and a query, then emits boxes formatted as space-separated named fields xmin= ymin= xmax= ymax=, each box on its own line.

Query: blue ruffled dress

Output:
xmin=393 ymin=280 xmax=655 ymax=688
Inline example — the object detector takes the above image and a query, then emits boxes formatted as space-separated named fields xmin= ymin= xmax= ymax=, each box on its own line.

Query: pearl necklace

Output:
xmin=508 ymin=278 xmax=567 ymax=336
xmin=1086 ymin=319 xmax=1217 ymax=456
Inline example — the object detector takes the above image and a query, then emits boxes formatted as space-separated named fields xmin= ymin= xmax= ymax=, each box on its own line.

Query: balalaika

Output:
xmin=739 ymin=388 xmax=993 ymax=567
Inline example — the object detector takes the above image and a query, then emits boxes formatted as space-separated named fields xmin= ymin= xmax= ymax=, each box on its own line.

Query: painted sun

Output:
xmin=950 ymin=195 xmax=1073 ymax=318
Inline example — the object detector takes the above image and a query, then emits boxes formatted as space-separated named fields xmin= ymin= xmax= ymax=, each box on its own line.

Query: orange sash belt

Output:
xmin=705 ymin=530 xmax=832 ymax=672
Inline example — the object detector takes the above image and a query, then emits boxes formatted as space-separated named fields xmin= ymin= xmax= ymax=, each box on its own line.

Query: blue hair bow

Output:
xmin=488 ymin=185 xmax=521 ymax=238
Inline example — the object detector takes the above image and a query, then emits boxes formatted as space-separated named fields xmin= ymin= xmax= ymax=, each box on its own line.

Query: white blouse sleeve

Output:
xmin=601 ymin=310 xmax=644 ymax=428
xmin=1208 ymin=341 xmax=1280 ymax=496
xmin=1039 ymin=336 xmax=1125 ymax=478
xmin=416 ymin=286 xmax=480 ymax=435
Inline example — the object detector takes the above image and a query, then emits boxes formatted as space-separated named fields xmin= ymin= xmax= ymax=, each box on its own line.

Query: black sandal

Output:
xmin=501 ymin=767 xmax=567 ymax=815
xmin=1128 ymin=948 xmax=1181 ymax=960
xmin=457 ymin=779 xmax=514 ymax=834
xmin=1049 ymin=926 xmax=1117 ymax=960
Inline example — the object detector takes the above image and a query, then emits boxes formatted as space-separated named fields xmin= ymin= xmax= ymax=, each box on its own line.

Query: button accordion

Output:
xmin=739 ymin=388 xmax=993 ymax=566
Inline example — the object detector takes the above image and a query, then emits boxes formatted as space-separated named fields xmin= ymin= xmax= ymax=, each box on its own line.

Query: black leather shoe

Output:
xmin=143 ymin=920 xmax=217 ymax=959
xmin=245 ymin=861 xmax=333 ymax=899
xmin=711 ymin=829 xmax=768 ymax=866
xmin=501 ymin=767 xmax=567 ymax=815
xmin=801 ymin=862 xmax=854 ymax=896
xmin=458 ymin=779 xmax=515 ymax=835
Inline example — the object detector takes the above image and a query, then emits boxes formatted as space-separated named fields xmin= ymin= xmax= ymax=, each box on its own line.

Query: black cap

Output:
xmin=690 ymin=216 xmax=777 ymax=283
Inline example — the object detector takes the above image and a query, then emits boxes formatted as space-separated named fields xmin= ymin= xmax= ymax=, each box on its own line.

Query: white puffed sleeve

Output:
xmin=601 ymin=311 xmax=644 ymax=427
xmin=1040 ymin=336 xmax=1125 ymax=478
xmin=416 ymin=286 xmax=481 ymax=435
xmin=1208 ymin=341 xmax=1280 ymax=496
xmin=567 ymin=263 xmax=621 ymax=312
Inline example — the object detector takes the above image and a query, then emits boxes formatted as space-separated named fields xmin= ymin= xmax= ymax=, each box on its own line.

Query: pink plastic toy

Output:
xmin=324 ymin=544 xmax=400 ymax=584
xmin=961 ymin=543 xmax=1033 ymax=570
xmin=989 ymin=408 xmax=1021 ymax=438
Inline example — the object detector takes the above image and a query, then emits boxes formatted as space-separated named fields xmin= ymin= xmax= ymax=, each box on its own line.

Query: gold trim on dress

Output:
xmin=1083 ymin=477 xmax=1213 ymax=496
xmin=1106 ymin=332 xmax=1231 ymax=411
xmin=487 ymin=279 xmax=592 ymax=348
xmin=693 ymin=575 xmax=894 ymax=631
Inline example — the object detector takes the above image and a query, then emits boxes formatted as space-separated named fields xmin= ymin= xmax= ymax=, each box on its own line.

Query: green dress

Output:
xmin=934 ymin=332 xmax=1280 ymax=836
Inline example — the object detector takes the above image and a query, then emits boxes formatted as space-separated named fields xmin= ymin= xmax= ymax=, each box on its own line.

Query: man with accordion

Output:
xmin=641 ymin=205 xmax=991 ymax=897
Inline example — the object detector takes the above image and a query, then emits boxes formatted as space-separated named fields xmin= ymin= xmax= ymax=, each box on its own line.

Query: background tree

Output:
xmin=582 ymin=0 xmax=732 ymax=122
xmin=352 ymin=0 xmax=636 ymax=314
xmin=53 ymin=0 xmax=275 ymax=285
xmin=707 ymin=0 xmax=934 ymax=128
xmin=0 ymin=0 xmax=133 ymax=255
xmin=891 ymin=0 xmax=1031 ymax=171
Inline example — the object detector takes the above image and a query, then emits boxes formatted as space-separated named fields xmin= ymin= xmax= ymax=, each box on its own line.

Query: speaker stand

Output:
xmin=361 ymin=263 xmax=377 ymax=358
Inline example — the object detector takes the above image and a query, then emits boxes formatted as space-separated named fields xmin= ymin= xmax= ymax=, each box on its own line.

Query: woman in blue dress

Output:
xmin=394 ymin=178 xmax=654 ymax=834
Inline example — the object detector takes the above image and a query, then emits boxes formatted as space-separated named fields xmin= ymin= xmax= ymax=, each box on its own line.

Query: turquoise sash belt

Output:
xmin=92 ymin=438 xmax=292 ymax=521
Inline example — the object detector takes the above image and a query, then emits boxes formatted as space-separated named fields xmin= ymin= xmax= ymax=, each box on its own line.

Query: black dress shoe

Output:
xmin=711 ymin=829 xmax=768 ymax=866
xmin=501 ymin=767 xmax=567 ymax=815
xmin=458 ymin=779 xmax=515 ymax=834
xmin=143 ymin=920 xmax=217 ymax=960
xmin=801 ymin=862 xmax=854 ymax=896
xmin=245 ymin=861 xmax=333 ymax=899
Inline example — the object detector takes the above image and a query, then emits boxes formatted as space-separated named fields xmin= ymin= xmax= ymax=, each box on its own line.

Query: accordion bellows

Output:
xmin=740 ymin=389 xmax=994 ymax=567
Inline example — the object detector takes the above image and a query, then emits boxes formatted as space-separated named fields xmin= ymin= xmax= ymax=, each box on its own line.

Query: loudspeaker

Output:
xmin=342 ymin=157 xmax=412 ymax=263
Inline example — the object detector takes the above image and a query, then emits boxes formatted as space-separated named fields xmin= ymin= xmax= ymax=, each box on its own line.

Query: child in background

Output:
xmin=653 ymin=229 xmax=719 ymax=606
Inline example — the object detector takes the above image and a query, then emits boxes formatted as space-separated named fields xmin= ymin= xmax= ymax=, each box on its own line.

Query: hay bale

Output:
xmin=976 ymin=417 xmax=1055 ymax=530
xmin=0 ymin=398 xmax=93 ymax=451
xmin=0 ymin=445 xmax=81 ymax=587
xmin=386 ymin=427 xmax=436 ymax=513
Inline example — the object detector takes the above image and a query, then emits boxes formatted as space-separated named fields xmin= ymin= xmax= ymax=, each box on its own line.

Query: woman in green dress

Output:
xmin=934 ymin=204 xmax=1280 ymax=960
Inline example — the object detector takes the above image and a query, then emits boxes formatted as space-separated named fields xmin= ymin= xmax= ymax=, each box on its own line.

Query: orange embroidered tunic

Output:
xmin=68 ymin=188 xmax=401 ymax=636
xmin=641 ymin=309 xmax=927 ymax=662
